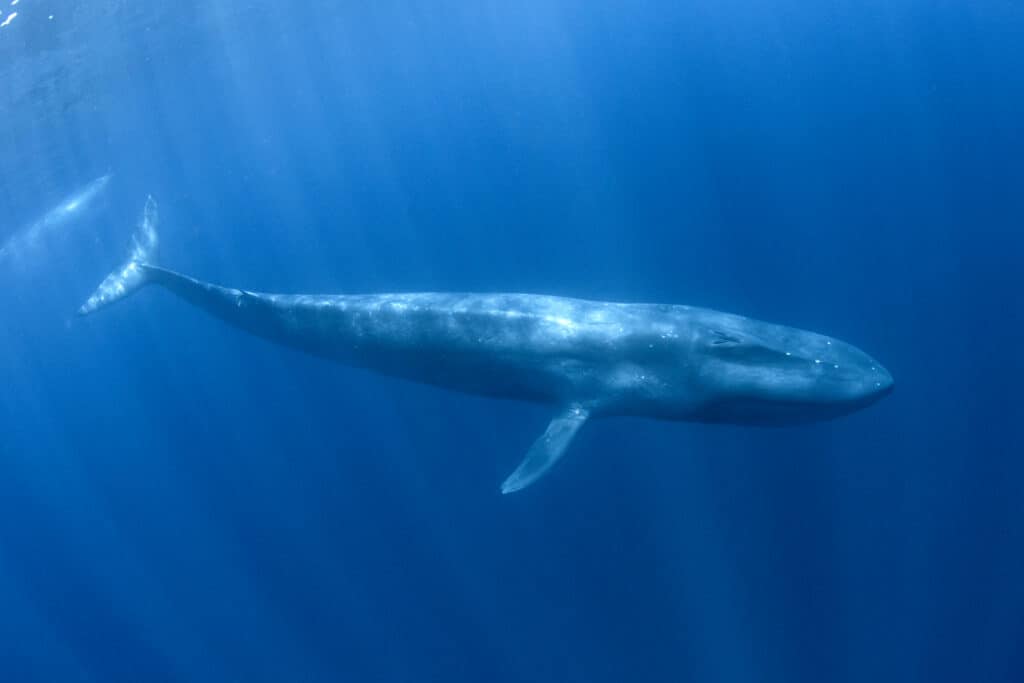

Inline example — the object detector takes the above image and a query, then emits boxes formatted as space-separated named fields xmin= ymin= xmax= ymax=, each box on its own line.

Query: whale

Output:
xmin=79 ymin=197 xmax=894 ymax=493
xmin=0 ymin=174 xmax=111 ymax=265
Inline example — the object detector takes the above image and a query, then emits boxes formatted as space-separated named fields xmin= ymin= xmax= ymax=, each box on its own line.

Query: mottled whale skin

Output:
xmin=80 ymin=198 xmax=894 ymax=493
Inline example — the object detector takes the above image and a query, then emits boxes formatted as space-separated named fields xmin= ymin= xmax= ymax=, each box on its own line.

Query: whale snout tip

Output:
xmin=869 ymin=364 xmax=895 ymax=399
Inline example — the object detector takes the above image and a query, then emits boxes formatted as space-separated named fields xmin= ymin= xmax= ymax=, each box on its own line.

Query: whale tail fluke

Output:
xmin=79 ymin=196 xmax=159 ymax=316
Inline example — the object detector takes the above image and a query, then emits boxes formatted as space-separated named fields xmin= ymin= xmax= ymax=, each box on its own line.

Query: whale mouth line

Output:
xmin=696 ymin=387 xmax=891 ymax=425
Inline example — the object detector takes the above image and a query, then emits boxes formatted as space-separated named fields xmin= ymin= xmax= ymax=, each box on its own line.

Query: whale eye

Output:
xmin=710 ymin=330 xmax=743 ymax=347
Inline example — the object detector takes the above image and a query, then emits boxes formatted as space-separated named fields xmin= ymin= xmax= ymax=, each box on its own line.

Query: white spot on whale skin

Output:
xmin=542 ymin=314 xmax=577 ymax=333
xmin=814 ymin=359 xmax=822 ymax=364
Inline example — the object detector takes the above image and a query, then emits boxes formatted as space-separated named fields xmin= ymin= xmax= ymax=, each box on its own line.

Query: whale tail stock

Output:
xmin=77 ymin=195 xmax=587 ymax=495
xmin=78 ymin=196 xmax=159 ymax=315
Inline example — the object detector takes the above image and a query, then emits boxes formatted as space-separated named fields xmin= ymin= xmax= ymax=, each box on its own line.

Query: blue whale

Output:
xmin=0 ymin=174 xmax=111 ymax=264
xmin=80 ymin=198 xmax=894 ymax=493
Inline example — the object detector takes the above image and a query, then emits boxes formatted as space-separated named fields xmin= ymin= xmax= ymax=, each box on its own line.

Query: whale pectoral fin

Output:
xmin=501 ymin=405 xmax=590 ymax=494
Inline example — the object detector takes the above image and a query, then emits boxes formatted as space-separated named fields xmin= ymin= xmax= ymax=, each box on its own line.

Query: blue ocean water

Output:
xmin=1 ymin=2 xmax=1022 ymax=681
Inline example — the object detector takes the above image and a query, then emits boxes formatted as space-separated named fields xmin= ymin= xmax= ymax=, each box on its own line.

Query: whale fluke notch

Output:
xmin=501 ymin=405 xmax=590 ymax=494
xmin=79 ymin=196 xmax=159 ymax=315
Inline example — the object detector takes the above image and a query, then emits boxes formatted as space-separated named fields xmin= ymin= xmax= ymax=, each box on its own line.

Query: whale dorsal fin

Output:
xmin=501 ymin=404 xmax=590 ymax=494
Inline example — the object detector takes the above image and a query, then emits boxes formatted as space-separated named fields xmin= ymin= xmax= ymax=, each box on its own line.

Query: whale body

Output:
xmin=80 ymin=198 xmax=894 ymax=493
xmin=0 ymin=174 xmax=111 ymax=264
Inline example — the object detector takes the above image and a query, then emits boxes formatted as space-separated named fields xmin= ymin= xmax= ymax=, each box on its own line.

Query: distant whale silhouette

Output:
xmin=0 ymin=174 xmax=111 ymax=264
xmin=80 ymin=197 xmax=894 ymax=493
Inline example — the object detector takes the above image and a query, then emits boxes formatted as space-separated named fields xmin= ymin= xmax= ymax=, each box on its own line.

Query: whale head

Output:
xmin=689 ymin=313 xmax=893 ymax=425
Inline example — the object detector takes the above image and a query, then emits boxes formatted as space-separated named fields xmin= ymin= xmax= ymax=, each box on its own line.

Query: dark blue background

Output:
xmin=1 ymin=2 xmax=1022 ymax=681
